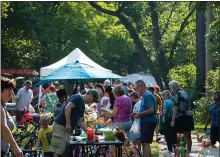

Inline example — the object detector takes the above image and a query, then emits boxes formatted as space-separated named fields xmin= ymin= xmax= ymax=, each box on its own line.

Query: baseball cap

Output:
xmin=86 ymin=89 xmax=99 ymax=103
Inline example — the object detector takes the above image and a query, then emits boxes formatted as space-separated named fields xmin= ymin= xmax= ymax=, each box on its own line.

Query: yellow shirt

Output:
xmin=38 ymin=126 xmax=53 ymax=152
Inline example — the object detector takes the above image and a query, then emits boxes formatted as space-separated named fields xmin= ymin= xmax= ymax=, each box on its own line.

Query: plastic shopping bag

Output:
xmin=128 ymin=120 xmax=141 ymax=141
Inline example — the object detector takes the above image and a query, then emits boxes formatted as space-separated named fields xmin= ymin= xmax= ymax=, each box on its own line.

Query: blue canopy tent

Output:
xmin=35 ymin=61 xmax=123 ymax=86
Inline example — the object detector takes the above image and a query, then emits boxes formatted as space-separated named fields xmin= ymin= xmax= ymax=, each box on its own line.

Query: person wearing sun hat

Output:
xmin=50 ymin=89 xmax=99 ymax=157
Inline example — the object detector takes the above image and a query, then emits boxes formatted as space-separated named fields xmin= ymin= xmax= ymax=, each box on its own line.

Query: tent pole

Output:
xmin=38 ymin=85 xmax=42 ymax=111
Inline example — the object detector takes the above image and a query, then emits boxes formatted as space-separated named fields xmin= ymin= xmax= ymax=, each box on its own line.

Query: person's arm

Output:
xmin=158 ymin=96 xmax=162 ymax=114
xmin=204 ymin=112 xmax=211 ymax=131
xmin=101 ymin=107 xmax=118 ymax=118
xmin=134 ymin=95 xmax=155 ymax=119
xmin=33 ymin=139 xmax=41 ymax=150
xmin=162 ymin=101 xmax=168 ymax=116
xmin=171 ymin=106 xmax=178 ymax=127
xmin=1 ymin=107 xmax=23 ymax=157
xmin=134 ymin=107 xmax=154 ymax=118
xmin=89 ymin=103 xmax=97 ymax=109
xmin=54 ymin=109 xmax=60 ymax=117
xmin=65 ymin=102 xmax=75 ymax=132
xmin=15 ymin=91 xmax=20 ymax=110
xmin=77 ymin=117 xmax=87 ymax=133
xmin=163 ymin=109 xmax=168 ymax=116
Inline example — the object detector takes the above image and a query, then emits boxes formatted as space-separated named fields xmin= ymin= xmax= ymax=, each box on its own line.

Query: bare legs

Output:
xmin=142 ymin=143 xmax=151 ymax=157
xmin=184 ymin=131 xmax=192 ymax=153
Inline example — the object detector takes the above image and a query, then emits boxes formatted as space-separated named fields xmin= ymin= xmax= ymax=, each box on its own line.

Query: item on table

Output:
xmin=114 ymin=127 xmax=126 ymax=142
xmin=96 ymin=117 xmax=105 ymax=126
xmin=87 ymin=129 xmax=94 ymax=141
xmin=95 ymin=136 xmax=99 ymax=142
xmin=99 ymin=128 xmax=116 ymax=141
xmin=84 ymin=114 xmax=90 ymax=121
xmin=87 ymin=120 xmax=95 ymax=129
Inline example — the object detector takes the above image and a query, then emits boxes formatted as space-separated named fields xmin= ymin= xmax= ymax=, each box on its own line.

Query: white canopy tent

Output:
xmin=119 ymin=73 xmax=157 ymax=86
xmin=40 ymin=48 xmax=111 ymax=77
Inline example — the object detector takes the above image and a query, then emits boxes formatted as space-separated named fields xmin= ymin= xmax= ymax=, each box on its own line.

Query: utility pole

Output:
xmin=205 ymin=3 xmax=212 ymax=96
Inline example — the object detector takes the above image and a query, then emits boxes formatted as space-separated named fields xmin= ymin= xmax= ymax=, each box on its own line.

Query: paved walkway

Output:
xmin=157 ymin=134 xmax=203 ymax=154
xmin=157 ymin=134 xmax=220 ymax=155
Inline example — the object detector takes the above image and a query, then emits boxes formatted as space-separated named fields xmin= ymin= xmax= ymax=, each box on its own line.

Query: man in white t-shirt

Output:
xmin=16 ymin=80 xmax=33 ymax=124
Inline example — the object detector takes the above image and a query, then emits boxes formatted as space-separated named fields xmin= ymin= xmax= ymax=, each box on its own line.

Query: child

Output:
xmin=204 ymin=90 xmax=220 ymax=148
xmin=54 ymin=89 xmax=67 ymax=118
xmin=34 ymin=114 xmax=53 ymax=157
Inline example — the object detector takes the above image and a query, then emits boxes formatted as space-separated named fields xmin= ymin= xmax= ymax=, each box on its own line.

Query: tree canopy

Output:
xmin=1 ymin=1 xmax=220 ymax=92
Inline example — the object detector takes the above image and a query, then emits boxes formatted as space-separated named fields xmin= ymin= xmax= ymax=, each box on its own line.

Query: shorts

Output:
xmin=140 ymin=122 xmax=157 ymax=144
xmin=210 ymin=126 xmax=220 ymax=145
xmin=49 ymin=123 xmax=70 ymax=155
xmin=174 ymin=115 xmax=194 ymax=133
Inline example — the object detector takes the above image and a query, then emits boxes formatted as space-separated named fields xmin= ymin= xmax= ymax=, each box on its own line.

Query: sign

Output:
xmin=1 ymin=69 xmax=38 ymax=75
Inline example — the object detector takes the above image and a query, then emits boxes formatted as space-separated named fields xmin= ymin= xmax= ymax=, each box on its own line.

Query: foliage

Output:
xmin=206 ymin=67 xmax=220 ymax=93
xmin=1 ymin=1 xmax=10 ymax=18
xmin=194 ymin=96 xmax=212 ymax=123
xmin=209 ymin=4 xmax=220 ymax=68
xmin=168 ymin=64 xmax=196 ymax=89
xmin=1 ymin=1 xmax=219 ymax=94
xmin=194 ymin=66 xmax=219 ymax=124
xmin=168 ymin=64 xmax=199 ymax=101
xmin=1 ymin=2 xmax=137 ymax=75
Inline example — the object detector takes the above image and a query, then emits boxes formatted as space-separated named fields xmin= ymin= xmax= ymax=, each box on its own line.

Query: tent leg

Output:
xmin=38 ymin=85 xmax=42 ymax=111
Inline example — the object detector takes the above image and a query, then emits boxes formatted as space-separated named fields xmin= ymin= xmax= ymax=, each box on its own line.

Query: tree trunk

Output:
xmin=196 ymin=4 xmax=206 ymax=98
xmin=118 ymin=14 xmax=164 ymax=89
xmin=205 ymin=4 xmax=212 ymax=96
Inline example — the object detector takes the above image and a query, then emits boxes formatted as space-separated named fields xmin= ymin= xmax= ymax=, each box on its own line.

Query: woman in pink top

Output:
xmin=101 ymin=85 xmax=132 ymax=138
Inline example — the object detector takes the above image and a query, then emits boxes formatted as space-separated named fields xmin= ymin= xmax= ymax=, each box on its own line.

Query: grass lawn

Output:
xmin=192 ymin=122 xmax=210 ymax=135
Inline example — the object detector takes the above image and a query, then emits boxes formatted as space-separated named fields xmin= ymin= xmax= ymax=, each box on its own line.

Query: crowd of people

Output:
xmin=1 ymin=76 xmax=220 ymax=157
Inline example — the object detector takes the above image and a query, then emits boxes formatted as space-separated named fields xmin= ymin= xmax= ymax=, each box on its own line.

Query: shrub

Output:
xmin=193 ymin=96 xmax=212 ymax=123
xmin=168 ymin=64 xmax=196 ymax=89
xmin=206 ymin=67 xmax=220 ymax=94
xmin=168 ymin=64 xmax=199 ymax=102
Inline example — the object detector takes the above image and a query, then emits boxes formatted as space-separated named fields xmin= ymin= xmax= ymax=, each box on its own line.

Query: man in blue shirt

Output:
xmin=133 ymin=80 xmax=157 ymax=157
xmin=50 ymin=89 xmax=99 ymax=157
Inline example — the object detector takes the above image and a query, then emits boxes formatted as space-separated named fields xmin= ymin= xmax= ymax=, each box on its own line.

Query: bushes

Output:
xmin=193 ymin=97 xmax=212 ymax=123
xmin=168 ymin=64 xmax=199 ymax=102
xmin=168 ymin=64 xmax=196 ymax=90
xmin=206 ymin=67 xmax=220 ymax=94
xmin=193 ymin=68 xmax=219 ymax=123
